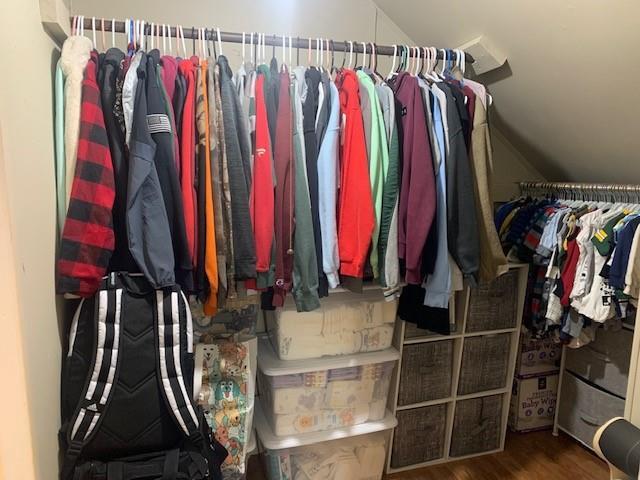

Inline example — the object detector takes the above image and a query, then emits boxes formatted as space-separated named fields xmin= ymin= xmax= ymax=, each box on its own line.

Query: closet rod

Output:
xmin=73 ymin=17 xmax=475 ymax=63
xmin=519 ymin=182 xmax=640 ymax=200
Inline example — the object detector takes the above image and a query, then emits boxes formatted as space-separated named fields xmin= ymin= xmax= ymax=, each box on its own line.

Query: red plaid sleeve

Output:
xmin=57 ymin=51 xmax=116 ymax=297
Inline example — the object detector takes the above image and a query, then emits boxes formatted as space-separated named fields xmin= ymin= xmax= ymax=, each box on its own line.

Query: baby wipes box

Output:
xmin=509 ymin=374 xmax=558 ymax=432
xmin=515 ymin=333 xmax=561 ymax=378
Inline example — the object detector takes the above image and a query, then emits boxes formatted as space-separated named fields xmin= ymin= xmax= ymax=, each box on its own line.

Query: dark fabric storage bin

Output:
xmin=458 ymin=333 xmax=511 ymax=395
xmin=391 ymin=404 xmax=447 ymax=468
xmin=398 ymin=340 xmax=453 ymax=406
xmin=450 ymin=395 xmax=503 ymax=457
xmin=466 ymin=270 xmax=518 ymax=332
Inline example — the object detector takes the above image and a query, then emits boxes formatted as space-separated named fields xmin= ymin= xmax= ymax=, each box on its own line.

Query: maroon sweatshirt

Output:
xmin=391 ymin=72 xmax=437 ymax=284
xmin=272 ymin=69 xmax=295 ymax=306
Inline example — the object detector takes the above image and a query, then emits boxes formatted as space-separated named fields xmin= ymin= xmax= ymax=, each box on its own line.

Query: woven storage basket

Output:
xmin=398 ymin=340 xmax=453 ymax=405
xmin=450 ymin=395 xmax=503 ymax=457
xmin=391 ymin=404 xmax=447 ymax=468
xmin=466 ymin=270 xmax=518 ymax=332
xmin=458 ymin=333 xmax=511 ymax=395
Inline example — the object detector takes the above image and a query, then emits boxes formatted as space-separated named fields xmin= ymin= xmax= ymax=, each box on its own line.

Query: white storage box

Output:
xmin=264 ymin=290 xmax=397 ymax=360
xmin=255 ymin=402 xmax=396 ymax=480
xmin=257 ymin=337 xmax=399 ymax=436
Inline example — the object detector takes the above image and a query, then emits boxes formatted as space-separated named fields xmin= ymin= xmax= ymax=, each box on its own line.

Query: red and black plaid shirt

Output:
xmin=57 ymin=51 xmax=116 ymax=297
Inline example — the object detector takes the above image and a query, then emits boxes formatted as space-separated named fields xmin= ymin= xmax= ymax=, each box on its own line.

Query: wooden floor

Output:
xmin=248 ymin=430 xmax=610 ymax=480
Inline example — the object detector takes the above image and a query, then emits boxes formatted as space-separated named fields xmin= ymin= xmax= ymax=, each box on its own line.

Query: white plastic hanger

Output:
xmin=100 ymin=18 xmax=106 ymax=51
xmin=242 ymin=32 xmax=246 ymax=62
xmin=290 ymin=36 xmax=294 ymax=67
xmin=387 ymin=45 xmax=397 ymax=78
xmin=216 ymin=27 xmax=222 ymax=56
xmin=348 ymin=41 xmax=353 ymax=68
xmin=162 ymin=24 xmax=166 ymax=54
xmin=90 ymin=17 xmax=96 ymax=49
xmin=282 ymin=34 xmax=286 ymax=68
xmin=150 ymin=22 xmax=155 ymax=50
xmin=167 ymin=25 xmax=172 ymax=56
xmin=361 ymin=42 xmax=367 ymax=70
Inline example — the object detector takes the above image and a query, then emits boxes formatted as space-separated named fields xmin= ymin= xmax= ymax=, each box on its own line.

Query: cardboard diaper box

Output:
xmin=508 ymin=374 xmax=558 ymax=433
xmin=515 ymin=333 xmax=561 ymax=378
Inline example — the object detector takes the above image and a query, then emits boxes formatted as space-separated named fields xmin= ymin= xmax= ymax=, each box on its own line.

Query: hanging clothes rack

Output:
xmin=519 ymin=181 xmax=640 ymax=201
xmin=73 ymin=17 xmax=475 ymax=63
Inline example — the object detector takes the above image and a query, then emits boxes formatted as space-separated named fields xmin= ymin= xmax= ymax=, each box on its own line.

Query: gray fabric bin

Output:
xmin=557 ymin=371 xmax=625 ymax=448
xmin=466 ymin=270 xmax=518 ymax=332
xmin=565 ymin=327 xmax=632 ymax=398
xmin=398 ymin=340 xmax=453 ymax=405
xmin=450 ymin=395 xmax=503 ymax=457
xmin=458 ymin=333 xmax=511 ymax=395
xmin=391 ymin=404 xmax=447 ymax=468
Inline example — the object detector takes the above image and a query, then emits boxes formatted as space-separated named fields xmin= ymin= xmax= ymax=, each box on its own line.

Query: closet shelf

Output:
xmin=396 ymin=397 xmax=453 ymax=411
xmin=254 ymin=402 xmax=397 ymax=450
xmin=257 ymin=336 xmax=400 ymax=376
xmin=386 ymin=448 xmax=503 ymax=474
xmin=403 ymin=333 xmax=462 ymax=344
xmin=463 ymin=327 xmax=519 ymax=338
xmin=456 ymin=386 xmax=511 ymax=401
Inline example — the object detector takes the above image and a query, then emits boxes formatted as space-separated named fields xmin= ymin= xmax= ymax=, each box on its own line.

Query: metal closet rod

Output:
xmin=74 ymin=17 xmax=475 ymax=63
xmin=519 ymin=182 xmax=640 ymax=193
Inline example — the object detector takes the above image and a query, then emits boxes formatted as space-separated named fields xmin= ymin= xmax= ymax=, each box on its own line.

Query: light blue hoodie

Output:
xmin=316 ymin=81 xmax=341 ymax=288
xmin=423 ymin=90 xmax=451 ymax=308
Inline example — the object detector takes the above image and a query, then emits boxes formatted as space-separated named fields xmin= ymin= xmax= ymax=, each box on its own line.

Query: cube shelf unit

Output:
xmin=385 ymin=264 xmax=529 ymax=474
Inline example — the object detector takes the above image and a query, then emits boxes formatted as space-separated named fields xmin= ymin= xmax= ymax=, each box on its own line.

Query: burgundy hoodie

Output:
xmin=391 ymin=72 xmax=437 ymax=284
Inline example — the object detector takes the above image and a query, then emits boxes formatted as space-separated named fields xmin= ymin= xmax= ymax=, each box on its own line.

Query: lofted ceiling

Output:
xmin=373 ymin=0 xmax=640 ymax=183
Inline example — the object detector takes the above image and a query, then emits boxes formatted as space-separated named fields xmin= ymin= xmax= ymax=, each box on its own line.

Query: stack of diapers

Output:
xmin=265 ymin=292 xmax=397 ymax=360
xmin=265 ymin=432 xmax=387 ymax=480
xmin=259 ymin=362 xmax=394 ymax=436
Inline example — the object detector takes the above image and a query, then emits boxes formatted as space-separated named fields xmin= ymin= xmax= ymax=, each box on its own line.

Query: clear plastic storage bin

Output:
xmin=264 ymin=291 xmax=397 ymax=360
xmin=255 ymin=402 xmax=396 ymax=480
xmin=257 ymin=337 xmax=399 ymax=436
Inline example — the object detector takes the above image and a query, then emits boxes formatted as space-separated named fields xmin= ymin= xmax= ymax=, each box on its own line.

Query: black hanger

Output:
xmin=367 ymin=43 xmax=372 ymax=70
xmin=205 ymin=28 xmax=211 ymax=57
xmin=191 ymin=27 xmax=196 ymax=56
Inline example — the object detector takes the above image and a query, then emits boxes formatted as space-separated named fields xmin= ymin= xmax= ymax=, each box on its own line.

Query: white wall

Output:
xmin=0 ymin=0 xmax=62 ymax=478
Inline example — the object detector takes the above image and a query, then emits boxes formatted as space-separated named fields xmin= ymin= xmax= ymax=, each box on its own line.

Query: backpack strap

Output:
xmin=155 ymin=289 xmax=200 ymax=437
xmin=61 ymin=278 xmax=124 ymax=480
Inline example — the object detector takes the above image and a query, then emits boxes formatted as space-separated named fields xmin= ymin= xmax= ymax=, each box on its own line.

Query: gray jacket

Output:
xmin=217 ymin=55 xmax=256 ymax=280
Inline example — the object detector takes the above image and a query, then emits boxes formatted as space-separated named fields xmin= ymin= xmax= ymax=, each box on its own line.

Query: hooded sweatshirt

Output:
xmin=335 ymin=69 xmax=375 ymax=279
xmin=390 ymin=72 xmax=437 ymax=284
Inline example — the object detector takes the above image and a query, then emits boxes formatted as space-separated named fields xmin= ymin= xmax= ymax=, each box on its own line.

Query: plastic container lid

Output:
xmin=257 ymin=336 xmax=400 ymax=376
xmin=254 ymin=401 xmax=398 ymax=450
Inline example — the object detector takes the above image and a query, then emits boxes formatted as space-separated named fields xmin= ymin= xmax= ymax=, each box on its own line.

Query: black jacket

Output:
xmin=147 ymin=50 xmax=193 ymax=290
xmin=302 ymin=67 xmax=328 ymax=297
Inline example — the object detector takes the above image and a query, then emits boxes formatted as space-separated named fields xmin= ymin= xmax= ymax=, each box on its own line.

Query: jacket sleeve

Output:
xmin=404 ymin=86 xmax=437 ymax=284
xmin=446 ymin=98 xmax=480 ymax=280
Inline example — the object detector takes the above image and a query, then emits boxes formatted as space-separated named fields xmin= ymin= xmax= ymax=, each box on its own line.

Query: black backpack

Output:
xmin=59 ymin=273 xmax=227 ymax=480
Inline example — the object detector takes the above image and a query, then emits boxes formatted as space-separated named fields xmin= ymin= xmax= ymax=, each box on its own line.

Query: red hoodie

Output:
xmin=178 ymin=58 xmax=198 ymax=266
xmin=250 ymin=74 xmax=275 ymax=275
xmin=335 ymin=69 xmax=375 ymax=278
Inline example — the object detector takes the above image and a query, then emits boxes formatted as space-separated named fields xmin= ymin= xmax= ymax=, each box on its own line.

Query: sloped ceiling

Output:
xmin=373 ymin=0 xmax=640 ymax=183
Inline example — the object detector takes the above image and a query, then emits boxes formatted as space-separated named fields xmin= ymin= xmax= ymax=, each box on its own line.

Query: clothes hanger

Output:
xmin=90 ymin=16 xmax=96 ymax=50
xmin=348 ymin=40 xmax=354 ymax=69
xmin=281 ymin=34 xmax=286 ymax=70
xmin=289 ymin=36 xmax=293 ymax=69
xmin=325 ymin=39 xmax=330 ymax=71
xmin=168 ymin=25 xmax=173 ymax=56
xmin=316 ymin=38 xmax=321 ymax=69
xmin=386 ymin=45 xmax=397 ymax=79
xmin=353 ymin=42 xmax=359 ymax=69
xmin=111 ymin=18 xmax=116 ymax=48
xmin=216 ymin=27 xmax=222 ymax=56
